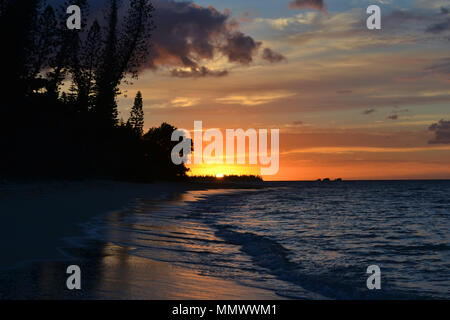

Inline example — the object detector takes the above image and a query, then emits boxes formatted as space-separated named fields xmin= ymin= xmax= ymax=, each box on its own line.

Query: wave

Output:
xmin=74 ymin=182 xmax=450 ymax=299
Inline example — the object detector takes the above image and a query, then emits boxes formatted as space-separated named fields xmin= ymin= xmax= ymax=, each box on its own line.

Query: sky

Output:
xmin=101 ymin=0 xmax=449 ymax=180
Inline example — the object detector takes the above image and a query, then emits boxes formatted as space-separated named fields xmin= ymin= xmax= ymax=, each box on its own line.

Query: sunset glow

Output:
xmin=188 ymin=164 xmax=260 ymax=178
xmin=115 ymin=0 xmax=450 ymax=181
xmin=2 ymin=0 xmax=449 ymax=302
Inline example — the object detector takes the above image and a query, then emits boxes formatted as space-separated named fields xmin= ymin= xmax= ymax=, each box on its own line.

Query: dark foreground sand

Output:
xmin=0 ymin=180 xmax=280 ymax=299
xmin=1 ymin=241 xmax=279 ymax=299
xmin=0 ymin=180 xmax=191 ymax=269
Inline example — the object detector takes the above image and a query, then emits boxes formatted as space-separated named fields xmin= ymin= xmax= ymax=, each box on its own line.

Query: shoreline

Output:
xmin=0 ymin=180 xmax=191 ymax=269
xmin=0 ymin=179 xmax=280 ymax=300
xmin=0 ymin=240 xmax=281 ymax=300
xmin=0 ymin=179 xmax=265 ymax=269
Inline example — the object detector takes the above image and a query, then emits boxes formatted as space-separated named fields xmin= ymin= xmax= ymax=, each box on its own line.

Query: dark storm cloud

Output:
xmin=289 ymin=0 xmax=325 ymax=11
xmin=262 ymin=48 xmax=287 ymax=63
xmin=429 ymin=119 xmax=450 ymax=144
xmin=170 ymin=66 xmax=228 ymax=78
xmin=148 ymin=0 xmax=282 ymax=75
xmin=148 ymin=0 xmax=228 ymax=69
xmin=219 ymin=32 xmax=262 ymax=64
xmin=85 ymin=0 xmax=284 ymax=77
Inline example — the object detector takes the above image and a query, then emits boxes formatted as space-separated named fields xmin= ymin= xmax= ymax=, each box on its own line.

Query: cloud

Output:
xmin=426 ymin=19 xmax=450 ymax=33
xmin=292 ymin=121 xmax=304 ymax=126
xmin=426 ymin=8 xmax=450 ymax=33
xmin=219 ymin=32 xmax=262 ymax=64
xmin=137 ymin=0 xmax=282 ymax=76
xmin=415 ymin=1 xmax=450 ymax=10
xmin=381 ymin=9 xmax=438 ymax=34
xmin=429 ymin=119 xmax=450 ymax=144
xmin=426 ymin=58 xmax=450 ymax=79
xmin=386 ymin=10 xmax=427 ymax=23
xmin=387 ymin=114 xmax=399 ymax=120
xmin=171 ymin=97 xmax=200 ymax=107
xmin=216 ymin=91 xmax=296 ymax=106
xmin=363 ymin=109 xmax=376 ymax=115
xmin=382 ymin=7 xmax=450 ymax=34
xmin=147 ymin=0 xmax=228 ymax=69
xmin=170 ymin=67 xmax=228 ymax=78
xmin=255 ymin=12 xmax=320 ymax=31
xmin=289 ymin=0 xmax=325 ymax=11
xmin=262 ymin=48 xmax=287 ymax=63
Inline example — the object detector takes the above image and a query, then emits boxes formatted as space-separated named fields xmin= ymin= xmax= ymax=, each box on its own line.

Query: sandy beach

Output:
xmin=0 ymin=180 xmax=279 ymax=299
xmin=0 ymin=180 xmax=189 ymax=269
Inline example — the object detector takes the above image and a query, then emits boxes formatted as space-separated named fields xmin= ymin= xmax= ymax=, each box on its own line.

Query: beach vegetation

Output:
xmin=0 ymin=0 xmax=190 ymax=182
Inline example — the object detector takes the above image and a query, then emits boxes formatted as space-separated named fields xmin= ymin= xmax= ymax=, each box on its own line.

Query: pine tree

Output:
xmin=93 ymin=0 xmax=121 ymax=128
xmin=119 ymin=0 xmax=155 ymax=77
xmin=94 ymin=0 xmax=154 ymax=129
xmin=32 ymin=5 xmax=57 ymax=77
xmin=46 ymin=1 xmax=86 ymax=99
xmin=71 ymin=20 xmax=102 ymax=111
xmin=127 ymin=91 xmax=144 ymax=136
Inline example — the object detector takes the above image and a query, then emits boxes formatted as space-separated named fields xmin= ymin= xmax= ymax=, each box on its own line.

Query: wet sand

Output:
xmin=0 ymin=240 xmax=280 ymax=299
xmin=0 ymin=180 xmax=279 ymax=300
xmin=0 ymin=180 xmax=193 ymax=269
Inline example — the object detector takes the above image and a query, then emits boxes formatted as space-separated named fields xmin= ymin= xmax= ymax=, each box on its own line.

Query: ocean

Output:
xmin=71 ymin=180 xmax=449 ymax=299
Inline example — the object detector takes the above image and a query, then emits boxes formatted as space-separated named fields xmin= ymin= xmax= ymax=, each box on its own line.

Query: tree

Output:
xmin=119 ymin=0 xmax=155 ymax=78
xmin=94 ymin=0 xmax=120 ymax=127
xmin=45 ymin=0 xmax=87 ymax=99
xmin=127 ymin=91 xmax=145 ymax=136
xmin=31 ymin=5 xmax=57 ymax=79
xmin=94 ymin=0 xmax=155 ymax=128
xmin=142 ymin=123 xmax=191 ymax=179
xmin=0 ymin=0 xmax=165 ymax=181
xmin=70 ymin=20 xmax=102 ymax=111
xmin=1 ymin=0 xmax=42 ymax=100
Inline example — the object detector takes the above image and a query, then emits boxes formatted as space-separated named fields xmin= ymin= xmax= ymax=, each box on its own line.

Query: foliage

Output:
xmin=0 ymin=0 xmax=189 ymax=181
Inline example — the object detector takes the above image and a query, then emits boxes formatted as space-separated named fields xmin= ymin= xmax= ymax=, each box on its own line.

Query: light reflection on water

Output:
xmin=84 ymin=181 xmax=449 ymax=299
xmin=86 ymin=188 xmax=279 ymax=299
xmin=3 ymin=182 xmax=447 ymax=299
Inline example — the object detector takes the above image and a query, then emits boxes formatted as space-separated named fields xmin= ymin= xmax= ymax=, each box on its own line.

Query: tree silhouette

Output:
xmin=119 ymin=0 xmax=155 ymax=78
xmin=0 ymin=0 xmax=189 ymax=181
xmin=45 ymin=1 xmax=87 ymax=99
xmin=143 ymin=123 xmax=190 ymax=179
xmin=94 ymin=0 xmax=155 ymax=129
xmin=128 ymin=91 xmax=145 ymax=136
xmin=70 ymin=19 xmax=102 ymax=112
xmin=94 ymin=0 xmax=120 ymax=128
xmin=1 ymin=0 xmax=42 ymax=100
xmin=30 ymin=5 xmax=57 ymax=84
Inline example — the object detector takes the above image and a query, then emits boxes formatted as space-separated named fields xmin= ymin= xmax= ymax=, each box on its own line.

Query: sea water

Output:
xmin=80 ymin=181 xmax=450 ymax=299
